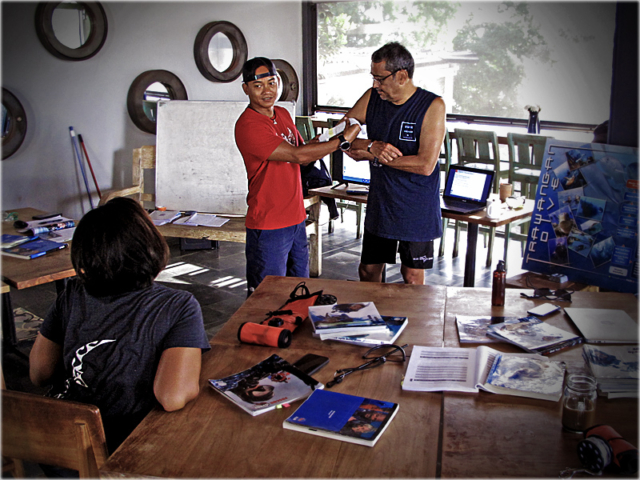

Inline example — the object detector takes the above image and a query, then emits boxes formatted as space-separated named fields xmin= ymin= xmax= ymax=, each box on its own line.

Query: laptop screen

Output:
xmin=444 ymin=166 xmax=495 ymax=203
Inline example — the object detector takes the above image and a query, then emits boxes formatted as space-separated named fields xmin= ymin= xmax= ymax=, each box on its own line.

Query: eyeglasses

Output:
xmin=520 ymin=274 xmax=573 ymax=302
xmin=371 ymin=70 xmax=399 ymax=85
xmin=520 ymin=288 xmax=573 ymax=302
xmin=326 ymin=344 xmax=407 ymax=388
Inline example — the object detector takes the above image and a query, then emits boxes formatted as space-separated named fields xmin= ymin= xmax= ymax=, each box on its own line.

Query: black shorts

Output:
xmin=361 ymin=230 xmax=434 ymax=269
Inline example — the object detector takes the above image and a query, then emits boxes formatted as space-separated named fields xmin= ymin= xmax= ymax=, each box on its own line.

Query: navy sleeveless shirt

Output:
xmin=365 ymin=87 xmax=443 ymax=242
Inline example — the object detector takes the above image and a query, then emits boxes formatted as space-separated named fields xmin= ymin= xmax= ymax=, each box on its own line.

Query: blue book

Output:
xmin=1 ymin=237 xmax=67 ymax=260
xmin=283 ymin=389 xmax=399 ymax=447
xmin=1 ymin=234 xmax=38 ymax=249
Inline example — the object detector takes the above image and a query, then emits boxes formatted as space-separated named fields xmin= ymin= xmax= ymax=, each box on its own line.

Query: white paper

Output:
xmin=318 ymin=118 xmax=361 ymax=142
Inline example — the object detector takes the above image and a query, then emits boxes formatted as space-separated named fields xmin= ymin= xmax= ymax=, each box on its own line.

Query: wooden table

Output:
xmin=101 ymin=277 xmax=638 ymax=478
xmin=101 ymin=276 xmax=445 ymax=478
xmin=441 ymin=287 xmax=638 ymax=478
xmin=310 ymin=185 xmax=535 ymax=287
xmin=1 ymin=208 xmax=75 ymax=290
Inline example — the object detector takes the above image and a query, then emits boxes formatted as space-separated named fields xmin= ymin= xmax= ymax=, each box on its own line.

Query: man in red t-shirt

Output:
xmin=235 ymin=57 xmax=360 ymax=294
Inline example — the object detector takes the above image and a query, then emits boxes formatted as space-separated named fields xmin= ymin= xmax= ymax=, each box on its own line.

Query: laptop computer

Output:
xmin=564 ymin=308 xmax=638 ymax=344
xmin=440 ymin=165 xmax=496 ymax=214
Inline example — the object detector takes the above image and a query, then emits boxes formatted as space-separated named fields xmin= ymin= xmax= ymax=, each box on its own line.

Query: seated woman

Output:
xmin=29 ymin=197 xmax=211 ymax=454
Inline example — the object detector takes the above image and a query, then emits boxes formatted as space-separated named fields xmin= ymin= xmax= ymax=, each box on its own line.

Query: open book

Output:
xmin=173 ymin=212 xmax=230 ymax=227
xmin=283 ymin=389 xmax=398 ymax=447
xmin=208 ymin=354 xmax=322 ymax=416
xmin=402 ymin=346 xmax=566 ymax=401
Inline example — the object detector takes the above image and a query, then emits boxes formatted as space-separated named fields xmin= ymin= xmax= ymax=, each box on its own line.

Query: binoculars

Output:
xmin=578 ymin=424 xmax=638 ymax=475
xmin=238 ymin=282 xmax=326 ymax=348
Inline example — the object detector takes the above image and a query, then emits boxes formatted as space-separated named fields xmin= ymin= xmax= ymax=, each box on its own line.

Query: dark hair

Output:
xmin=71 ymin=197 xmax=169 ymax=296
xmin=371 ymin=42 xmax=415 ymax=79
xmin=242 ymin=57 xmax=277 ymax=84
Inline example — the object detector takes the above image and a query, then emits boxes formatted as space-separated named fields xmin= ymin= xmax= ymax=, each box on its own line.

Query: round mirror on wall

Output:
xmin=273 ymin=59 xmax=299 ymax=103
xmin=127 ymin=71 xmax=188 ymax=134
xmin=2 ymin=88 xmax=28 ymax=160
xmin=194 ymin=21 xmax=247 ymax=82
xmin=35 ymin=2 xmax=108 ymax=61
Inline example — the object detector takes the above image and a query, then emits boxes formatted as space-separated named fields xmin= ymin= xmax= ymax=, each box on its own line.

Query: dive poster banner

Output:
xmin=522 ymin=139 xmax=638 ymax=293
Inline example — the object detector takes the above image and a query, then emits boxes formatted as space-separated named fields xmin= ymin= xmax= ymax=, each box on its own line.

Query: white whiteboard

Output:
xmin=155 ymin=100 xmax=295 ymax=215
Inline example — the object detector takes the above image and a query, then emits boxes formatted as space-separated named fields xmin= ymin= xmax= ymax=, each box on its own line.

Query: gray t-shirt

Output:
xmin=40 ymin=279 xmax=210 ymax=451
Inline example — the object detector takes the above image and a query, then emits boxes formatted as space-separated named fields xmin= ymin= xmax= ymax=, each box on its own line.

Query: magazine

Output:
xmin=582 ymin=344 xmax=638 ymax=398
xmin=208 ymin=354 xmax=322 ymax=416
xmin=14 ymin=216 xmax=75 ymax=236
xmin=486 ymin=318 xmax=582 ymax=355
xmin=455 ymin=315 xmax=536 ymax=343
xmin=402 ymin=345 xmax=566 ymax=401
xmin=1 ymin=237 xmax=68 ymax=260
xmin=327 ymin=316 xmax=408 ymax=347
xmin=283 ymin=389 xmax=399 ymax=447
xmin=308 ymin=302 xmax=387 ymax=339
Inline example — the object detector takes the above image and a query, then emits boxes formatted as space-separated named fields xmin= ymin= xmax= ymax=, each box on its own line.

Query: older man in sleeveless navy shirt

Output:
xmin=343 ymin=42 xmax=447 ymax=285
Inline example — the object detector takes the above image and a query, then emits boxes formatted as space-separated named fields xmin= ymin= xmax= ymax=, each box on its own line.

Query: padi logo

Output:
xmin=414 ymin=255 xmax=433 ymax=262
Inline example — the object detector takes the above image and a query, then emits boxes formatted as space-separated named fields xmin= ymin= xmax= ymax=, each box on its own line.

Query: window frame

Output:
xmin=301 ymin=1 xmax=599 ymax=135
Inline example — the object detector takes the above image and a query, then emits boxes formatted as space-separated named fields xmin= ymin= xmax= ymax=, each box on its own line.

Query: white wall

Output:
xmin=2 ymin=1 xmax=303 ymax=219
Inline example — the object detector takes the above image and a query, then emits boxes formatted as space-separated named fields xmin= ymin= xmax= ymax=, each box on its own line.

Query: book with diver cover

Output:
xmin=208 ymin=354 xmax=322 ymax=416
xmin=283 ymin=389 xmax=399 ymax=447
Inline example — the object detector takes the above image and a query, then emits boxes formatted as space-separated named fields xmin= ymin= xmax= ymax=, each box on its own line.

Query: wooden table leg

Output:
xmin=307 ymin=200 xmax=322 ymax=278
xmin=463 ymin=223 xmax=479 ymax=287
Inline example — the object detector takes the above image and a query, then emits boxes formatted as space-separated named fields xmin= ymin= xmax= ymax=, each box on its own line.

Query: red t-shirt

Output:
xmin=235 ymin=106 xmax=306 ymax=230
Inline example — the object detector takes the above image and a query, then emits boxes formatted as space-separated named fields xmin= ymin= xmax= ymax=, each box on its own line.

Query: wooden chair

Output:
xmin=452 ymin=128 xmax=506 ymax=267
xmin=2 ymin=390 xmax=108 ymax=478
xmin=99 ymin=144 xmax=156 ymax=207
xmin=503 ymin=133 xmax=553 ymax=268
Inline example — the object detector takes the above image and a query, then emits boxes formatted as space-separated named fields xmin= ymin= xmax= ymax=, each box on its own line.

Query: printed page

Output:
xmin=402 ymin=346 xmax=479 ymax=392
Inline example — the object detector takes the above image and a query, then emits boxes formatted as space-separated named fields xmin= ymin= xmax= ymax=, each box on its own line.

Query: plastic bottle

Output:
xmin=491 ymin=260 xmax=506 ymax=306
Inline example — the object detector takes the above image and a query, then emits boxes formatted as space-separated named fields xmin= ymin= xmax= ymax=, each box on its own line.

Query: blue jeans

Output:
xmin=246 ymin=220 xmax=309 ymax=294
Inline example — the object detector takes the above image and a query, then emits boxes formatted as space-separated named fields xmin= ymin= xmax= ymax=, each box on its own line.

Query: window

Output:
xmin=315 ymin=2 xmax=615 ymax=128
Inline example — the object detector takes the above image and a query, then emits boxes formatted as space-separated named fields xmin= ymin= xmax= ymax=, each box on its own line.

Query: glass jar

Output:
xmin=561 ymin=374 xmax=597 ymax=433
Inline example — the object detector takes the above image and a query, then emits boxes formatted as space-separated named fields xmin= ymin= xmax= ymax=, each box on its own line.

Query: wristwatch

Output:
xmin=338 ymin=134 xmax=351 ymax=152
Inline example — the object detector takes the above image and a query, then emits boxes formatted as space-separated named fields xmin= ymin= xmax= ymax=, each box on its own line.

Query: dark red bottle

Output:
xmin=492 ymin=260 xmax=506 ymax=306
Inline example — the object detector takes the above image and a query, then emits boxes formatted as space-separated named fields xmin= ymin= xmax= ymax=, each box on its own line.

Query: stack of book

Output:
xmin=308 ymin=302 xmax=397 ymax=343
xmin=486 ymin=316 xmax=582 ymax=355
xmin=582 ymin=344 xmax=638 ymax=398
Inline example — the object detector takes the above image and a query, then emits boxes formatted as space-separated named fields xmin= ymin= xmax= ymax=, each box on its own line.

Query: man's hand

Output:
xmin=368 ymin=140 xmax=403 ymax=164
xmin=344 ymin=148 xmax=370 ymax=161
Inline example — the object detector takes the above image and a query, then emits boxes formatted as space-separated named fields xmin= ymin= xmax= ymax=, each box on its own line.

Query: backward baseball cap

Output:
xmin=242 ymin=57 xmax=277 ymax=83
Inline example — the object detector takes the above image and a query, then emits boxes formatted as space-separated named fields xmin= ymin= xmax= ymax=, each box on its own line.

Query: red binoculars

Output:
xmin=238 ymin=282 xmax=327 ymax=348
xmin=578 ymin=424 xmax=638 ymax=475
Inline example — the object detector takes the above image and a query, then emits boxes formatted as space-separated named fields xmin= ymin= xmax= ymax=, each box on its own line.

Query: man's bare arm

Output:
xmin=267 ymin=123 xmax=360 ymax=165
